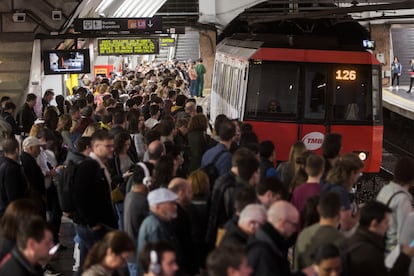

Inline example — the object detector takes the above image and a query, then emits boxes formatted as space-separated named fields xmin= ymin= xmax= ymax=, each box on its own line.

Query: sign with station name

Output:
xmin=98 ymin=38 xmax=160 ymax=55
xmin=74 ymin=16 xmax=162 ymax=34
xmin=160 ymin=37 xmax=175 ymax=47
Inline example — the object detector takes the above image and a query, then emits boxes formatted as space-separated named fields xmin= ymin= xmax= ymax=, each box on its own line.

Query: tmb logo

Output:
xmin=302 ymin=132 xmax=325 ymax=150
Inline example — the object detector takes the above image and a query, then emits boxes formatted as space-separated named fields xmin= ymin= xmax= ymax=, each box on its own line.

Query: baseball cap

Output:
xmin=22 ymin=137 xmax=45 ymax=150
xmin=147 ymin=188 xmax=178 ymax=206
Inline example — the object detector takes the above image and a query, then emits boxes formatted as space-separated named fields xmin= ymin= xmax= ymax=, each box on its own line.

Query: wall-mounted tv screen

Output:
xmin=362 ymin=40 xmax=375 ymax=50
xmin=43 ymin=49 xmax=91 ymax=75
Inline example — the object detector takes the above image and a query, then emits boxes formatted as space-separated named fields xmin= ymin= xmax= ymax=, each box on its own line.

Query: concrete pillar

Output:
xmin=371 ymin=24 xmax=391 ymax=86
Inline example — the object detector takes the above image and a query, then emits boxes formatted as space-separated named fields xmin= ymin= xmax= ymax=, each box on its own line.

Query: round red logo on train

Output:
xmin=302 ymin=132 xmax=325 ymax=150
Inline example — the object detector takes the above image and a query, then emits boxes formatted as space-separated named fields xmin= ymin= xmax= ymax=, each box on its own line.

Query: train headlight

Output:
xmin=353 ymin=151 xmax=368 ymax=161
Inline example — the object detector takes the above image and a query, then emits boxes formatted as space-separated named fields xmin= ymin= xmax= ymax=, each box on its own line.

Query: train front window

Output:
xmin=245 ymin=61 xmax=299 ymax=119
xmin=332 ymin=65 xmax=372 ymax=122
xmin=304 ymin=65 xmax=327 ymax=120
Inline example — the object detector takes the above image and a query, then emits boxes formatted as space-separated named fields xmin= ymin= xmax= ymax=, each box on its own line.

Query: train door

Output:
xmin=299 ymin=64 xmax=329 ymax=154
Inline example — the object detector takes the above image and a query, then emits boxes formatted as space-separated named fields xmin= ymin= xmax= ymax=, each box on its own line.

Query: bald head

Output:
xmin=169 ymin=177 xmax=192 ymax=206
xmin=148 ymin=140 xmax=165 ymax=161
xmin=267 ymin=201 xmax=299 ymax=238
xmin=185 ymin=101 xmax=196 ymax=115
xmin=238 ymin=204 xmax=267 ymax=235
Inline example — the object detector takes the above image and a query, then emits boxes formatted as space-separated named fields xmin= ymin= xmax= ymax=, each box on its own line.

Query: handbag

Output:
xmin=111 ymin=186 xmax=124 ymax=203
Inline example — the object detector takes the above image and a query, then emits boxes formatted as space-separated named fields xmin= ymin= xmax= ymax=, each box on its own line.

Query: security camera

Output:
xmin=12 ymin=13 xmax=26 ymax=23
xmin=52 ymin=10 xmax=62 ymax=21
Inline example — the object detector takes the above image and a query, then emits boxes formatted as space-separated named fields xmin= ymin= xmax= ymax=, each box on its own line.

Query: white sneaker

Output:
xmin=396 ymin=86 xmax=399 ymax=90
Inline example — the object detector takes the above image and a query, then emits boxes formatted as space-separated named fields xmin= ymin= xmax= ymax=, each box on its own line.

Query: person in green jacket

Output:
xmin=195 ymin=58 xmax=206 ymax=97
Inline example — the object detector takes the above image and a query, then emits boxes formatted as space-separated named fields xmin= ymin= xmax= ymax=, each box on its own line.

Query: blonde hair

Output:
xmin=188 ymin=170 xmax=210 ymax=197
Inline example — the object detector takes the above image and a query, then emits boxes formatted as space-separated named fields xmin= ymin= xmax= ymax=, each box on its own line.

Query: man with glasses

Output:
xmin=247 ymin=201 xmax=313 ymax=276
xmin=72 ymin=130 xmax=118 ymax=275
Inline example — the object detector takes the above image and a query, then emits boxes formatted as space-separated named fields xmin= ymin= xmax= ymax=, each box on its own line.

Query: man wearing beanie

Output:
xmin=376 ymin=156 xmax=414 ymax=252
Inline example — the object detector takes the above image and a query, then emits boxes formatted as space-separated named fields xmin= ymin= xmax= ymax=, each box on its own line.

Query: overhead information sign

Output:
xmin=98 ymin=38 xmax=160 ymax=55
xmin=160 ymin=37 xmax=175 ymax=47
xmin=74 ymin=16 xmax=162 ymax=34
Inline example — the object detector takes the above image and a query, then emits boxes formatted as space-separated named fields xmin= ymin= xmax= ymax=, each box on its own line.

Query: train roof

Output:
xmin=216 ymin=37 xmax=380 ymax=65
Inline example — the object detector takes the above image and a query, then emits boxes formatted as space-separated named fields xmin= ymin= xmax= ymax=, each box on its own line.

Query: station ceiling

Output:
xmin=1 ymin=0 xmax=414 ymax=37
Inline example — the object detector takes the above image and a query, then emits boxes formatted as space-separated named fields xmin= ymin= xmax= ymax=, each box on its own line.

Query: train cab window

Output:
xmin=332 ymin=65 xmax=372 ymax=122
xmin=304 ymin=66 xmax=327 ymax=120
xmin=245 ymin=61 xmax=299 ymax=119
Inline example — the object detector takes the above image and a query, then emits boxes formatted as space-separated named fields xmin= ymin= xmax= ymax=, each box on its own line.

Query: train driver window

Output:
xmin=245 ymin=61 xmax=299 ymax=119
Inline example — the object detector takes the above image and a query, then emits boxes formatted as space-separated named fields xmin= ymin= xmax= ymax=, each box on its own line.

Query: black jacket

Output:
xmin=17 ymin=103 xmax=36 ymax=134
xmin=247 ymin=222 xmax=304 ymax=276
xmin=205 ymin=171 xmax=237 ymax=247
xmin=0 ymin=157 xmax=28 ymax=216
xmin=0 ymin=248 xmax=43 ymax=276
xmin=72 ymin=158 xmax=117 ymax=229
xmin=220 ymin=221 xmax=248 ymax=248
xmin=1 ymin=112 xmax=19 ymax=135
xmin=20 ymin=152 xmax=45 ymax=196
xmin=347 ymin=227 xmax=411 ymax=276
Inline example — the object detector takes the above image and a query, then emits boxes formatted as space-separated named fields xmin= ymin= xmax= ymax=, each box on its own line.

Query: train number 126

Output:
xmin=335 ymin=70 xmax=357 ymax=81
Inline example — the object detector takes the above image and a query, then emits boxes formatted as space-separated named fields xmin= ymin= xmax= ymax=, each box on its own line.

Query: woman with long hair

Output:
xmin=277 ymin=141 xmax=307 ymax=189
xmin=187 ymin=114 xmax=209 ymax=173
xmin=323 ymin=153 xmax=364 ymax=235
xmin=82 ymin=231 xmax=135 ymax=276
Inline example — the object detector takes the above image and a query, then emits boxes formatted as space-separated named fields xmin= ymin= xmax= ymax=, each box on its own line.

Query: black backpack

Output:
xmin=201 ymin=150 xmax=226 ymax=189
xmin=56 ymin=159 xmax=80 ymax=213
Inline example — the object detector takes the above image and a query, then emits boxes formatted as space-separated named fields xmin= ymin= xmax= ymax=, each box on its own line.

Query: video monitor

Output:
xmin=43 ymin=49 xmax=91 ymax=75
xmin=362 ymin=40 xmax=375 ymax=50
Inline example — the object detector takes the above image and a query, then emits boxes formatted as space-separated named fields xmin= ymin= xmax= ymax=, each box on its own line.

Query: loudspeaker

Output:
xmin=12 ymin=13 xmax=26 ymax=23
xmin=52 ymin=10 xmax=62 ymax=21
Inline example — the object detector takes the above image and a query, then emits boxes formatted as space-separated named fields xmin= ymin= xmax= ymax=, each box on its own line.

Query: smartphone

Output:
xmin=49 ymin=244 xmax=60 ymax=255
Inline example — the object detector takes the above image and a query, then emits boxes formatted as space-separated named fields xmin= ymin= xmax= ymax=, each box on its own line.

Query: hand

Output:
xmin=302 ymin=265 xmax=314 ymax=276
xmin=91 ymin=224 xmax=102 ymax=232
xmin=402 ymin=244 xmax=414 ymax=257
xmin=398 ymin=73 xmax=401 ymax=76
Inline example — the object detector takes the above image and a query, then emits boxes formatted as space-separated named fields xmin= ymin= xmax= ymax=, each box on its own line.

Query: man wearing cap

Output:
xmin=20 ymin=136 xmax=46 ymax=205
xmin=137 ymin=188 xmax=178 ymax=256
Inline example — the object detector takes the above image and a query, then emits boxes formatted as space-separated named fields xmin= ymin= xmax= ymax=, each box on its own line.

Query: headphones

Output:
xmin=150 ymin=249 xmax=161 ymax=275
xmin=137 ymin=162 xmax=152 ymax=187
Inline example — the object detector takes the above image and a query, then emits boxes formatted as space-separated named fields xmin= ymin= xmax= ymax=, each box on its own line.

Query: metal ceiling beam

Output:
xmin=243 ymin=1 xmax=414 ymax=24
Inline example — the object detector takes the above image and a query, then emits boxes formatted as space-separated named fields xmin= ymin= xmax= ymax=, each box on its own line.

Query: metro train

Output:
xmin=210 ymin=33 xmax=383 ymax=173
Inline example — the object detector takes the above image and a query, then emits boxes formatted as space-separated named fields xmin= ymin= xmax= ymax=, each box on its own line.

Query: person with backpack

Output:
xmin=376 ymin=156 xmax=414 ymax=252
xmin=201 ymin=120 xmax=235 ymax=181
xmin=205 ymin=148 xmax=259 ymax=249
xmin=346 ymin=201 xmax=414 ymax=276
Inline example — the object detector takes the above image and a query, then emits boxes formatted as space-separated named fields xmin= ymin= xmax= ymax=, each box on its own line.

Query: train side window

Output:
xmin=245 ymin=61 xmax=299 ymax=119
xmin=332 ymin=65 xmax=372 ymax=122
xmin=304 ymin=66 xmax=327 ymax=120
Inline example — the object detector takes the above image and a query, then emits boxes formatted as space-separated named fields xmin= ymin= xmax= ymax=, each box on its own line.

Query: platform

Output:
xmin=382 ymin=85 xmax=414 ymax=120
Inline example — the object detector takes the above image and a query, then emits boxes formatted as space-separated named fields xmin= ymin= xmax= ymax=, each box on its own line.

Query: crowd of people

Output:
xmin=1 ymin=60 xmax=414 ymax=276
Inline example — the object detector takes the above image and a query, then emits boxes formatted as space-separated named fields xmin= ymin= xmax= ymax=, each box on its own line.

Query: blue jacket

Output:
xmin=201 ymin=143 xmax=232 ymax=177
